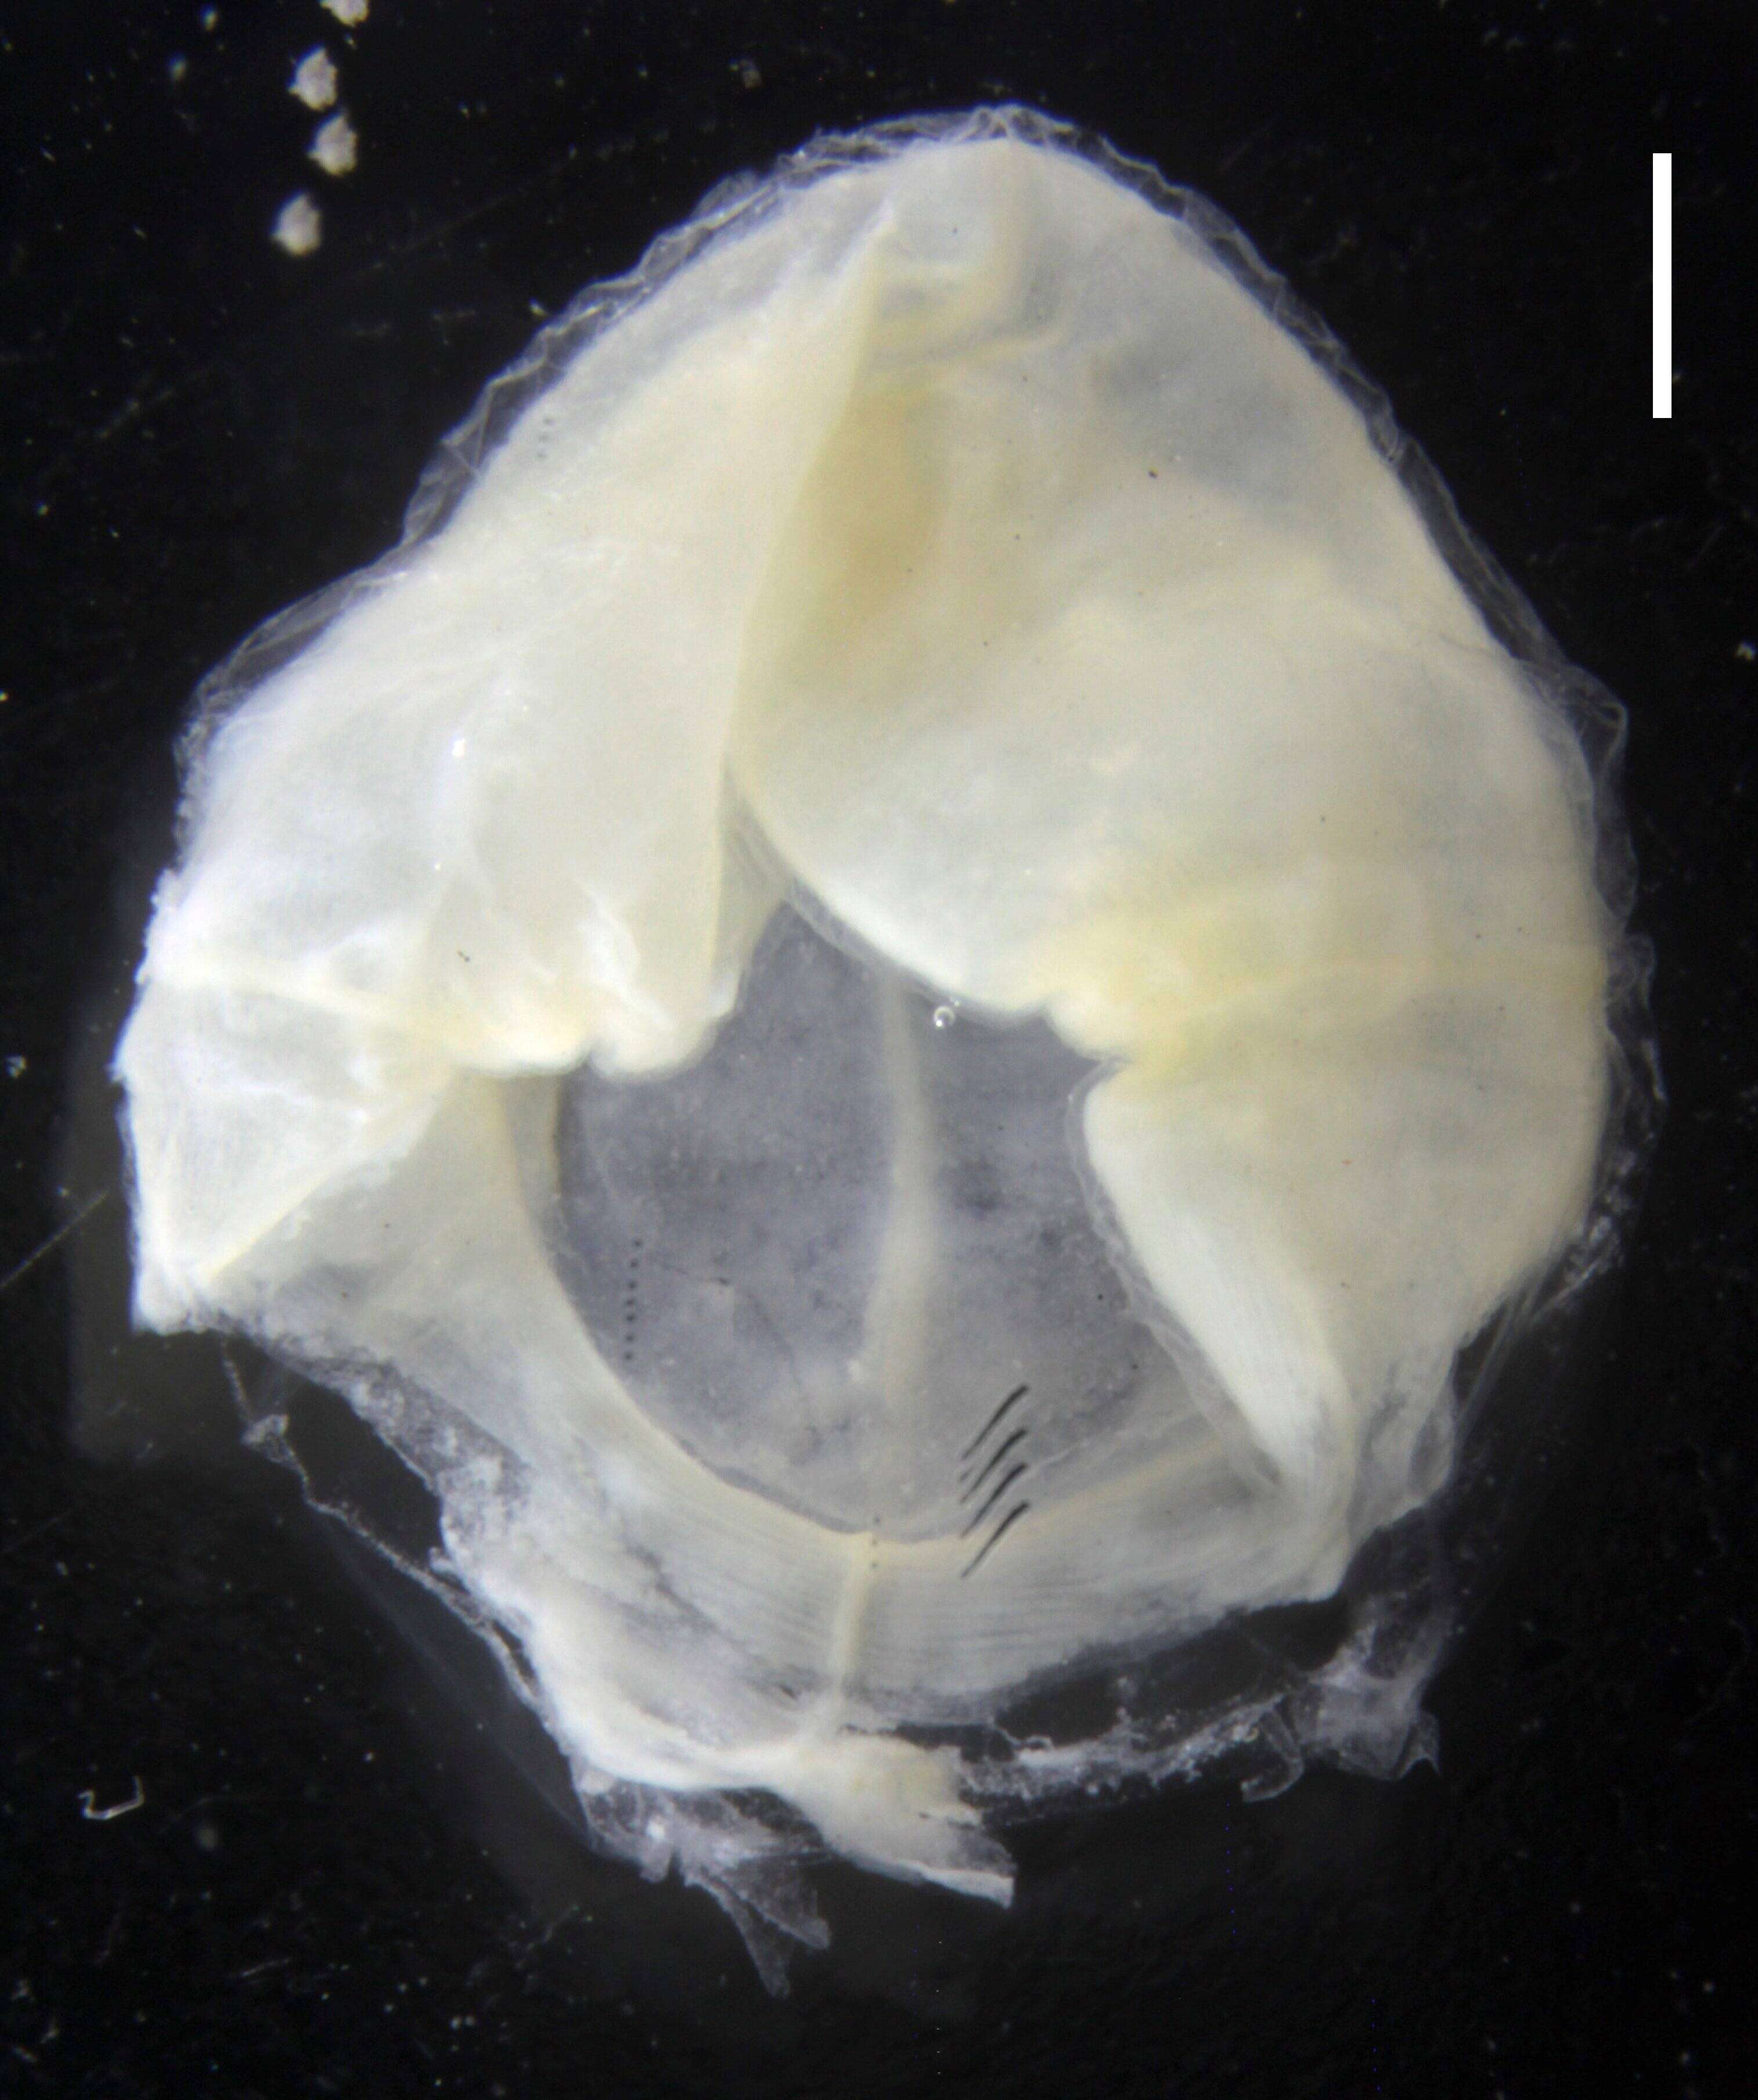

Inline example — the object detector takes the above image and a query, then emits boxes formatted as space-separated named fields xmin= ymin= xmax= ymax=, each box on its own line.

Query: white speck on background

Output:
xmin=290 ymin=47 xmax=338 ymax=110
xmin=272 ymin=193 xmax=323 ymax=255
xmin=322 ymin=0 xmax=370 ymax=23
xmin=308 ymin=110 xmax=359 ymax=175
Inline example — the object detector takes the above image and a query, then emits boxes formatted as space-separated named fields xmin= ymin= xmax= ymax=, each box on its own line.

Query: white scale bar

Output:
xmin=1652 ymin=153 xmax=1672 ymax=419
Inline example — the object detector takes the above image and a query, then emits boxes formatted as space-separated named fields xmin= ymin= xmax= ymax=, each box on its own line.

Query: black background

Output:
xmin=5 ymin=2 xmax=1755 ymax=2094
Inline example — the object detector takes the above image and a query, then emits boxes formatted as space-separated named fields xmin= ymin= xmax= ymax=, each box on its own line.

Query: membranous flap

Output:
xmin=116 ymin=116 xmax=1622 ymax=1959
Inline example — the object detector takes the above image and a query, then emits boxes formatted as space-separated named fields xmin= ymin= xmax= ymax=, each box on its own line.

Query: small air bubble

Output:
xmin=932 ymin=1003 xmax=956 ymax=1029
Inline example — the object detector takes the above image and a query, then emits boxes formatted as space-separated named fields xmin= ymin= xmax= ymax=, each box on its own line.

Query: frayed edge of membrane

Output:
xmin=160 ymin=106 xmax=1656 ymax=1991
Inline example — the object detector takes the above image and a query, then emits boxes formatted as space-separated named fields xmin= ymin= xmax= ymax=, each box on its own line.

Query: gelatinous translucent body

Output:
xmin=116 ymin=110 xmax=1638 ymax=1982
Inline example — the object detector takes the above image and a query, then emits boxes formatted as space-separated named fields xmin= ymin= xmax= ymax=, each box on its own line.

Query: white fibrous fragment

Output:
xmin=269 ymin=192 xmax=322 ymax=256
xmin=117 ymin=110 xmax=1644 ymax=1986
xmin=321 ymin=0 xmax=370 ymax=24
xmin=308 ymin=110 xmax=358 ymax=176
xmin=289 ymin=46 xmax=338 ymax=111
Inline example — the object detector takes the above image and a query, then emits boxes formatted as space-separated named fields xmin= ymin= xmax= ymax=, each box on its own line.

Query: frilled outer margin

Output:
xmin=116 ymin=108 xmax=1657 ymax=1987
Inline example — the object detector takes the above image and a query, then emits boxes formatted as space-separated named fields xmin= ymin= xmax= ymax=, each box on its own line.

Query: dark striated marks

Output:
xmin=960 ymin=1424 xmax=1028 ymax=1502
xmin=960 ymin=1461 xmax=1028 ymax=1538
xmin=956 ymin=1384 xmax=1035 ymax=1576
xmin=959 ymin=1382 xmax=1028 ymax=1462
xmin=961 ymin=1500 xmax=1031 ymax=1579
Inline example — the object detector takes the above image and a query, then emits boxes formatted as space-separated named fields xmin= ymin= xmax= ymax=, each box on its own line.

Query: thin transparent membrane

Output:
xmin=112 ymin=108 xmax=1656 ymax=1986
xmin=554 ymin=891 xmax=1205 ymax=1557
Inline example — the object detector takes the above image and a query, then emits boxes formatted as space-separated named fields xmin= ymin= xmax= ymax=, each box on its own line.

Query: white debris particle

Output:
xmin=78 ymin=1778 xmax=145 ymax=1822
xmin=733 ymin=57 xmax=762 ymax=90
xmin=271 ymin=192 xmax=323 ymax=256
xmin=1737 ymin=640 xmax=1755 ymax=662
xmin=322 ymin=0 xmax=370 ymax=21
xmin=168 ymin=53 xmax=188 ymax=84
xmin=201 ymin=7 xmax=219 ymax=28
xmin=308 ymin=110 xmax=359 ymax=176
xmin=6 ymin=1056 xmax=26 ymax=1079
xmin=290 ymin=46 xmax=338 ymax=111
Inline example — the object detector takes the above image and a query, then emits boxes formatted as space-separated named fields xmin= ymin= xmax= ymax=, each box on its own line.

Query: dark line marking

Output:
xmin=959 ymin=1383 xmax=1028 ymax=1462
xmin=960 ymin=1424 xmax=1028 ymax=1501
xmin=961 ymin=1500 xmax=1030 ymax=1579
xmin=960 ymin=1461 xmax=1027 ymax=1538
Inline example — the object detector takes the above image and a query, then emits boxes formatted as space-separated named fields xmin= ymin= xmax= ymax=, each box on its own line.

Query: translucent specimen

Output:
xmin=115 ymin=109 xmax=1651 ymax=1984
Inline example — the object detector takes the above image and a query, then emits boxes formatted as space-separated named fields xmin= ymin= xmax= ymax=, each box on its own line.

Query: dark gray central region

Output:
xmin=550 ymin=901 xmax=1187 ymax=1539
